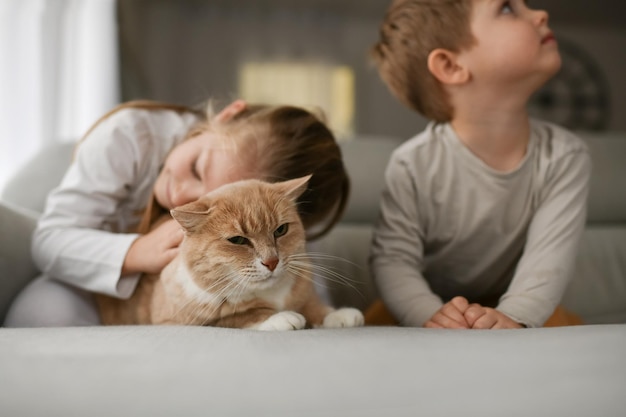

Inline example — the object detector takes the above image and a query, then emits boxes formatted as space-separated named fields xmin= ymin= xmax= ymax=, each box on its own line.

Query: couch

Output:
xmin=1 ymin=133 xmax=625 ymax=416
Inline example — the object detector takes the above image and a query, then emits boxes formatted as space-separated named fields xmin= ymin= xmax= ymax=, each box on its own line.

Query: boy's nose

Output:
xmin=533 ymin=9 xmax=549 ymax=26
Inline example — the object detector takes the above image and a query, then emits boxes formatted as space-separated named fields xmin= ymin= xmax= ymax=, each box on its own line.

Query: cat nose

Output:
xmin=262 ymin=257 xmax=279 ymax=272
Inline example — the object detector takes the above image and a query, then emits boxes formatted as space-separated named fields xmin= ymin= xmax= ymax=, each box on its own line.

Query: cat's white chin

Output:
xmin=244 ymin=277 xmax=275 ymax=292
xmin=227 ymin=274 xmax=294 ymax=308
xmin=245 ymin=271 xmax=286 ymax=290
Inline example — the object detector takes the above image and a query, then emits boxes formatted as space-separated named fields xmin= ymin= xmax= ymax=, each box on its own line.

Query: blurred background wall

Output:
xmin=1 ymin=0 xmax=624 ymax=192
xmin=117 ymin=0 xmax=626 ymax=140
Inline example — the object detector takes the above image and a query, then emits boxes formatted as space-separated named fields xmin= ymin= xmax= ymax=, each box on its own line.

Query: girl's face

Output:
xmin=154 ymin=130 xmax=258 ymax=209
xmin=459 ymin=0 xmax=561 ymax=93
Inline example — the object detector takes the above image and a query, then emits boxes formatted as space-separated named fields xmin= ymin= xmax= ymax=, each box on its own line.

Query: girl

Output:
xmin=4 ymin=100 xmax=349 ymax=327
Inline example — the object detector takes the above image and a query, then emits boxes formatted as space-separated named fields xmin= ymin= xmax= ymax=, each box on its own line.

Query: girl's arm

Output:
xmin=32 ymin=108 xmax=192 ymax=299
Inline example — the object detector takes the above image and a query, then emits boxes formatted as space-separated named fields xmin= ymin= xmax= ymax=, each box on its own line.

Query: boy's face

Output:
xmin=459 ymin=0 xmax=561 ymax=91
xmin=154 ymin=131 xmax=257 ymax=209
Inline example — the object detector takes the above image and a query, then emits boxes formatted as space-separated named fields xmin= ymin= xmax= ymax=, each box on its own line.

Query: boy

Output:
xmin=368 ymin=0 xmax=591 ymax=329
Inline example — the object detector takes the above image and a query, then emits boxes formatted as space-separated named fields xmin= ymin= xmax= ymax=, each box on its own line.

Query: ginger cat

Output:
xmin=97 ymin=176 xmax=364 ymax=330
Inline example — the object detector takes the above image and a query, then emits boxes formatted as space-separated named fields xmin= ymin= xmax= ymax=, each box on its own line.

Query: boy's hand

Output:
xmin=122 ymin=219 xmax=183 ymax=276
xmin=464 ymin=304 xmax=523 ymax=329
xmin=424 ymin=296 xmax=471 ymax=329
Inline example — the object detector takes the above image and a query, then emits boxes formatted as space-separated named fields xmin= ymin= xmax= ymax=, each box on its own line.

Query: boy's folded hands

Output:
xmin=424 ymin=296 xmax=470 ymax=329
xmin=424 ymin=296 xmax=523 ymax=329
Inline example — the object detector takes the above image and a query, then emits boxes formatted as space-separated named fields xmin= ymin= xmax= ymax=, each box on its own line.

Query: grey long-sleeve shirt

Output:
xmin=370 ymin=120 xmax=591 ymax=328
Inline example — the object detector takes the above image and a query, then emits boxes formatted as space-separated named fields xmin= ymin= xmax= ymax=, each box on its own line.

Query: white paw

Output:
xmin=323 ymin=308 xmax=364 ymax=328
xmin=257 ymin=311 xmax=306 ymax=331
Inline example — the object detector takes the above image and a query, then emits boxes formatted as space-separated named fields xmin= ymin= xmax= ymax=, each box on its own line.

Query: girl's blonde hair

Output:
xmin=80 ymin=100 xmax=349 ymax=241
xmin=370 ymin=0 xmax=475 ymax=122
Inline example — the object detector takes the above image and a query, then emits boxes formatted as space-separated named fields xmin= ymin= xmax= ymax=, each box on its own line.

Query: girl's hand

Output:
xmin=464 ymin=304 xmax=524 ymax=329
xmin=424 ymin=296 xmax=471 ymax=329
xmin=215 ymin=100 xmax=246 ymax=123
xmin=122 ymin=219 xmax=184 ymax=275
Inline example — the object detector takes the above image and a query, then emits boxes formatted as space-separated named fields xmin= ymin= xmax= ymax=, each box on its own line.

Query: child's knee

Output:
xmin=3 ymin=276 xmax=100 ymax=327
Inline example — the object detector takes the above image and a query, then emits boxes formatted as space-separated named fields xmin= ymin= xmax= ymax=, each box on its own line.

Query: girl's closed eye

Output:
xmin=191 ymin=159 xmax=201 ymax=180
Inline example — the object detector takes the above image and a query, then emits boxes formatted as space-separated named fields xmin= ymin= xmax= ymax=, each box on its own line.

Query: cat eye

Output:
xmin=228 ymin=236 xmax=249 ymax=245
xmin=274 ymin=224 xmax=289 ymax=238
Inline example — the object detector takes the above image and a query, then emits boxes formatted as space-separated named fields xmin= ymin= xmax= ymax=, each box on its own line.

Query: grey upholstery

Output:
xmin=1 ymin=142 xmax=74 ymax=213
xmin=0 ymin=133 xmax=625 ymax=416
xmin=0 ymin=202 xmax=38 ymax=322
xmin=1 ymin=325 xmax=625 ymax=417
xmin=579 ymin=133 xmax=626 ymax=223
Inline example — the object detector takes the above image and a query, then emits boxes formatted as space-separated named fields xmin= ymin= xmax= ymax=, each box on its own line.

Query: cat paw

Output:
xmin=257 ymin=311 xmax=306 ymax=331
xmin=323 ymin=308 xmax=364 ymax=328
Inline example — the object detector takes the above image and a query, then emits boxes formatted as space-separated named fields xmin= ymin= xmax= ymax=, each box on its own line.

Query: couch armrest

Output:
xmin=0 ymin=201 xmax=39 ymax=324
xmin=1 ymin=142 xmax=74 ymax=213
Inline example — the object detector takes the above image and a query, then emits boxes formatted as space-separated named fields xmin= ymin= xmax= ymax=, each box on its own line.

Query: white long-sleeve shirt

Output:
xmin=32 ymin=108 xmax=199 ymax=298
xmin=370 ymin=120 xmax=591 ymax=328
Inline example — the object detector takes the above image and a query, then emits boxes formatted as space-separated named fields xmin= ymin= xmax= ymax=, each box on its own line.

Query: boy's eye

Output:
xmin=228 ymin=236 xmax=250 ymax=245
xmin=274 ymin=224 xmax=289 ymax=238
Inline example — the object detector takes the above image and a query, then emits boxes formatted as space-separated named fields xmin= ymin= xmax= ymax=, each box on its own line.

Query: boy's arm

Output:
xmin=370 ymin=157 xmax=443 ymax=327
xmin=497 ymin=149 xmax=592 ymax=328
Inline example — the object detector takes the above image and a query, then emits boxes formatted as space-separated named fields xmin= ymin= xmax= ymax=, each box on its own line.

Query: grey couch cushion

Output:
xmin=579 ymin=133 xmax=626 ymax=223
xmin=308 ymin=223 xmax=379 ymax=311
xmin=563 ymin=226 xmax=626 ymax=323
xmin=1 ymin=325 xmax=625 ymax=417
xmin=340 ymin=135 xmax=403 ymax=223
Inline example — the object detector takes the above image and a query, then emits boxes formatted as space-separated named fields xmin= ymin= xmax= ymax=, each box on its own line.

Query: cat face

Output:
xmin=170 ymin=176 xmax=311 ymax=296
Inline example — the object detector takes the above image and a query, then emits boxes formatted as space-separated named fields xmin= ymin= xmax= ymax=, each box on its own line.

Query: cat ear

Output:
xmin=170 ymin=199 xmax=211 ymax=232
xmin=278 ymin=174 xmax=312 ymax=201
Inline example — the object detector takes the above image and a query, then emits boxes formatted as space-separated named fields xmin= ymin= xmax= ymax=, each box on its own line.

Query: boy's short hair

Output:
xmin=371 ymin=0 xmax=474 ymax=122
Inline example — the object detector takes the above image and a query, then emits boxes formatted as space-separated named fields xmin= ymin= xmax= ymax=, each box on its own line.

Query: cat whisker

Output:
xmin=230 ymin=273 xmax=251 ymax=302
xmin=169 ymin=275 xmax=234 ymax=323
xmin=295 ymin=251 xmax=364 ymax=271
xmin=288 ymin=256 xmax=363 ymax=285
xmin=196 ymin=299 xmax=228 ymax=326
xmin=288 ymin=261 xmax=365 ymax=300
xmin=286 ymin=265 xmax=335 ymax=292
xmin=169 ymin=290 xmax=206 ymax=323
xmin=187 ymin=276 xmax=242 ymax=324
xmin=171 ymin=295 xmax=211 ymax=324
xmin=290 ymin=263 xmax=362 ymax=292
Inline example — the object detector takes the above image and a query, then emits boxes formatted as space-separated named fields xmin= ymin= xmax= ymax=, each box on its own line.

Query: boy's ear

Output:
xmin=427 ymin=48 xmax=470 ymax=85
